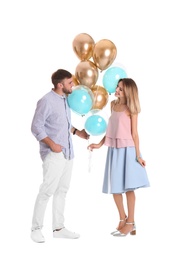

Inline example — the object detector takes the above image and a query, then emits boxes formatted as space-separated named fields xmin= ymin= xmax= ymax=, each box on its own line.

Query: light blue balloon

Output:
xmin=102 ymin=66 xmax=127 ymax=94
xmin=67 ymin=85 xmax=94 ymax=116
xmin=84 ymin=115 xmax=107 ymax=136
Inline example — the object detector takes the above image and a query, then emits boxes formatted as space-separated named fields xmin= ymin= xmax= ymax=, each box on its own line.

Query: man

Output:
xmin=30 ymin=69 xmax=89 ymax=243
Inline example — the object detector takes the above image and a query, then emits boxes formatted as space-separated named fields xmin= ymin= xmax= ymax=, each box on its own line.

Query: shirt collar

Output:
xmin=51 ymin=89 xmax=66 ymax=99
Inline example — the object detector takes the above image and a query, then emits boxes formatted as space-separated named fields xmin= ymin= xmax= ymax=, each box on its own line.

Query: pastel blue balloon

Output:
xmin=103 ymin=66 xmax=127 ymax=94
xmin=84 ymin=115 xmax=107 ymax=136
xmin=67 ymin=85 xmax=94 ymax=116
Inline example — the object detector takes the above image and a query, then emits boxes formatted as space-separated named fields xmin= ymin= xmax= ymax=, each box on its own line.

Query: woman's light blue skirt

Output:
xmin=102 ymin=147 xmax=150 ymax=194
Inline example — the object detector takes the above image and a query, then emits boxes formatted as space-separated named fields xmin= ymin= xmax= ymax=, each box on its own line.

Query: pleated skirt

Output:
xmin=102 ymin=147 xmax=150 ymax=194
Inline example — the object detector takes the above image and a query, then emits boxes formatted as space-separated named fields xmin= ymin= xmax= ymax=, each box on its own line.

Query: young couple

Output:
xmin=30 ymin=69 xmax=149 ymax=243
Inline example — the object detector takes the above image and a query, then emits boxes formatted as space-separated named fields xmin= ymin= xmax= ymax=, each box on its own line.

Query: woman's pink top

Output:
xmin=104 ymin=108 xmax=135 ymax=148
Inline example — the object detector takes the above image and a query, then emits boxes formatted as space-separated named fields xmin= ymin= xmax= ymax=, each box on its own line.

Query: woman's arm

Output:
xmin=87 ymin=136 xmax=106 ymax=151
xmin=131 ymin=114 xmax=146 ymax=167
xmin=87 ymin=100 xmax=113 ymax=151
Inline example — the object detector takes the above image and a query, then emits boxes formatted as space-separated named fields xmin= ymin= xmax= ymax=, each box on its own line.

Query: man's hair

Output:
xmin=51 ymin=69 xmax=72 ymax=87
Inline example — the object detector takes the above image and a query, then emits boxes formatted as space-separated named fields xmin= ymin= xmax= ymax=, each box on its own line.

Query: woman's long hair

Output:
xmin=118 ymin=78 xmax=141 ymax=114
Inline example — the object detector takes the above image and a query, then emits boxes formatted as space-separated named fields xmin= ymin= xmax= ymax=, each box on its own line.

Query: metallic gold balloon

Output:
xmin=92 ymin=39 xmax=117 ymax=71
xmin=91 ymin=85 xmax=109 ymax=110
xmin=72 ymin=33 xmax=95 ymax=61
xmin=72 ymin=75 xmax=80 ymax=86
xmin=75 ymin=60 xmax=99 ymax=89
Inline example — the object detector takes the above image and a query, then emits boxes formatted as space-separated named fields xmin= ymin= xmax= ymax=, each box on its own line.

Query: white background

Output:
xmin=1 ymin=0 xmax=183 ymax=259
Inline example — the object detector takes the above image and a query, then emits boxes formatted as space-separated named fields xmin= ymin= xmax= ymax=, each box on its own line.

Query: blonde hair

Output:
xmin=118 ymin=78 xmax=141 ymax=114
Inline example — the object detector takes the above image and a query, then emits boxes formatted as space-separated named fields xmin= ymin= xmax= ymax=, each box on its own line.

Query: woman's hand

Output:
xmin=87 ymin=143 xmax=100 ymax=151
xmin=137 ymin=157 xmax=146 ymax=167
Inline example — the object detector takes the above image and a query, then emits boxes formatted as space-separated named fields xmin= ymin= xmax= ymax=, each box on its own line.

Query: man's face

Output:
xmin=62 ymin=77 xmax=74 ymax=95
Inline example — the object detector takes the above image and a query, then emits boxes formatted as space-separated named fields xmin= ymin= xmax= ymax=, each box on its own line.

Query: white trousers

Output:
xmin=31 ymin=152 xmax=73 ymax=231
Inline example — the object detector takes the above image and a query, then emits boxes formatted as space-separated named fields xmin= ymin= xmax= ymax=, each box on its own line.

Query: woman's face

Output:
xmin=115 ymin=81 xmax=124 ymax=98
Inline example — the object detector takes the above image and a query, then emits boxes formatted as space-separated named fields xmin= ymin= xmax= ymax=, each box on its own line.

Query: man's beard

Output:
xmin=63 ymin=87 xmax=72 ymax=95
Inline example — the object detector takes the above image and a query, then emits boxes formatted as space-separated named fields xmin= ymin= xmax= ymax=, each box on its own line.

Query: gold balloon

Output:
xmin=75 ymin=60 xmax=99 ymax=89
xmin=91 ymin=85 xmax=109 ymax=110
xmin=72 ymin=75 xmax=80 ymax=86
xmin=92 ymin=39 xmax=117 ymax=71
xmin=72 ymin=33 xmax=95 ymax=61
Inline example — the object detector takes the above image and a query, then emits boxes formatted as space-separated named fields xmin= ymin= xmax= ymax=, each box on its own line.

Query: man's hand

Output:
xmin=50 ymin=143 xmax=63 ymax=153
xmin=41 ymin=137 xmax=63 ymax=153
xmin=77 ymin=129 xmax=90 ymax=140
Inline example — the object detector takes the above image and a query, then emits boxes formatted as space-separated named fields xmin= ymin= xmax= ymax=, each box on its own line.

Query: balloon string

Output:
xmin=88 ymin=139 xmax=92 ymax=173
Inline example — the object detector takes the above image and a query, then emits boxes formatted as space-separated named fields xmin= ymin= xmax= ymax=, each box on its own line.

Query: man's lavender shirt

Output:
xmin=31 ymin=90 xmax=74 ymax=161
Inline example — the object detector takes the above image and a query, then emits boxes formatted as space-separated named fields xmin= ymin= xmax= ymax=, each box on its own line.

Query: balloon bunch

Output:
xmin=67 ymin=33 xmax=127 ymax=136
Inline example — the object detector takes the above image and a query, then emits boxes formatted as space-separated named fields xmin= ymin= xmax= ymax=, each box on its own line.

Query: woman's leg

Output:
xmin=126 ymin=191 xmax=135 ymax=222
xmin=118 ymin=191 xmax=135 ymax=234
xmin=113 ymin=194 xmax=127 ymax=230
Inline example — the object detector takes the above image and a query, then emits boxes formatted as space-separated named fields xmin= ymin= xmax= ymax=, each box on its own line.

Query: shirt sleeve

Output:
xmin=31 ymin=98 xmax=50 ymax=141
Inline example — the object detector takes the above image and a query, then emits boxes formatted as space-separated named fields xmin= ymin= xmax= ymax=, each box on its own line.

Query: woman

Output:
xmin=87 ymin=78 xmax=150 ymax=236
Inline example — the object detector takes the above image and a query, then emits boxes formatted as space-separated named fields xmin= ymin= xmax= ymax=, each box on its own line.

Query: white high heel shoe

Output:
xmin=113 ymin=222 xmax=136 ymax=237
xmin=110 ymin=218 xmax=127 ymax=235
